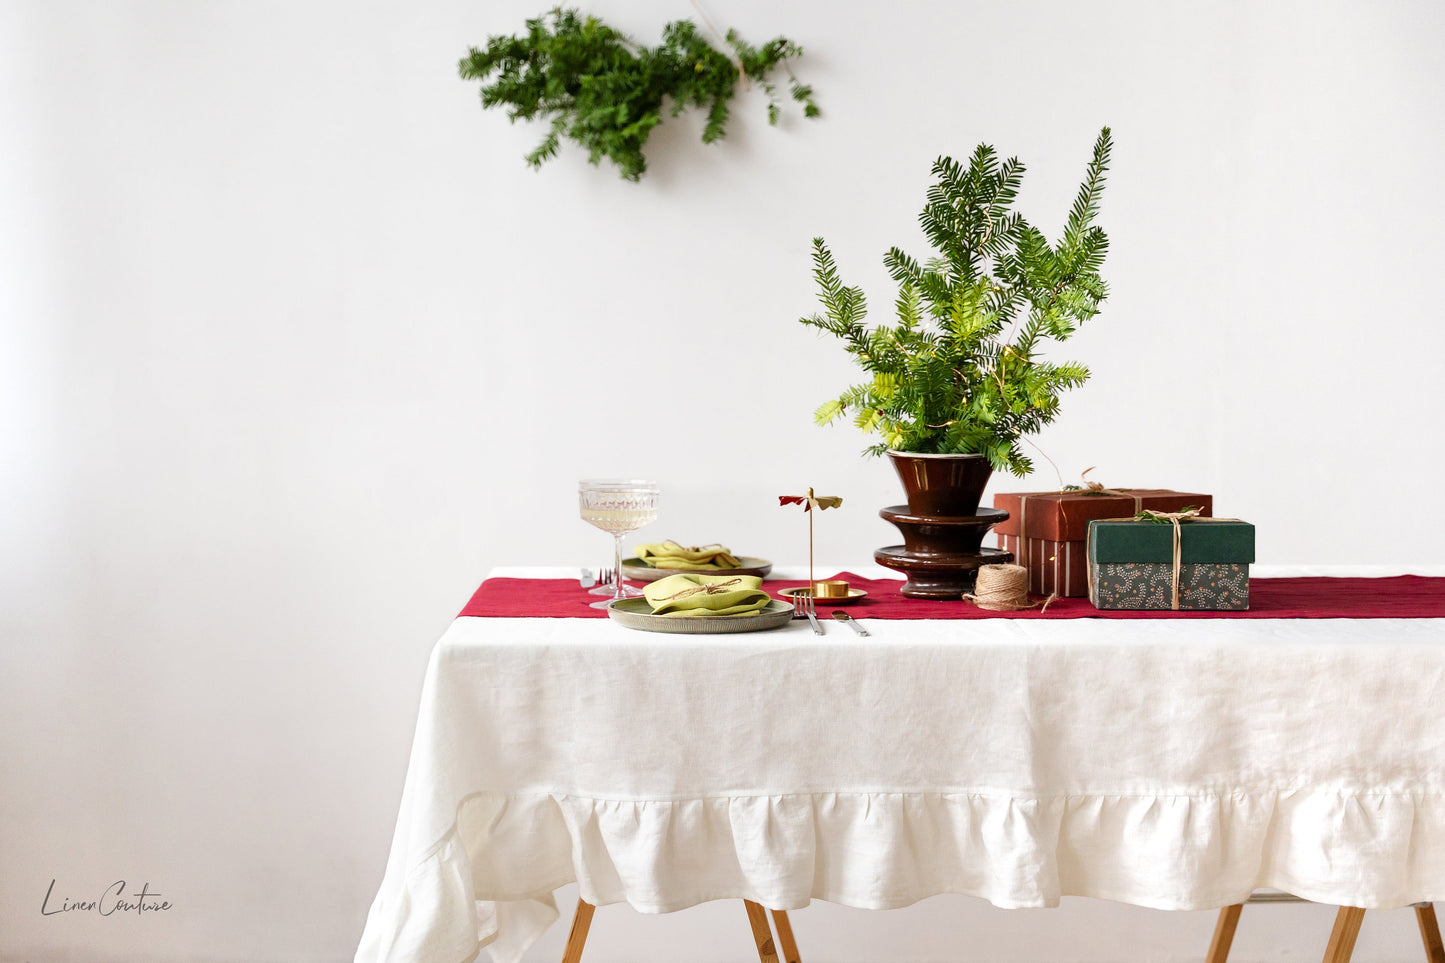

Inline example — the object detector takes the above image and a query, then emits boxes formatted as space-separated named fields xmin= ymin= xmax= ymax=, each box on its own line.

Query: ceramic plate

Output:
xmin=606 ymin=597 xmax=793 ymax=634
xmin=621 ymin=557 xmax=773 ymax=582
xmin=775 ymin=586 xmax=869 ymax=605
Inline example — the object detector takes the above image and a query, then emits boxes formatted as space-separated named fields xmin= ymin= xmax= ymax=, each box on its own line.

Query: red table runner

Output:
xmin=460 ymin=573 xmax=1445 ymax=620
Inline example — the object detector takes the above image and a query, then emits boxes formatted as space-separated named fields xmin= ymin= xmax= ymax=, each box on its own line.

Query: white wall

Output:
xmin=2 ymin=1 xmax=1442 ymax=961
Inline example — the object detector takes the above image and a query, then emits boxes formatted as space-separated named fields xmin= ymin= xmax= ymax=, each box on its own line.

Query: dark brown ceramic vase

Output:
xmin=887 ymin=451 xmax=994 ymax=516
xmin=876 ymin=451 xmax=1012 ymax=599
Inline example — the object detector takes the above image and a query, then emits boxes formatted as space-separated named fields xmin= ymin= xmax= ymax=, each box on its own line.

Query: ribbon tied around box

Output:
xmin=1016 ymin=468 xmax=1143 ymax=572
xmin=1136 ymin=508 xmax=1241 ymax=610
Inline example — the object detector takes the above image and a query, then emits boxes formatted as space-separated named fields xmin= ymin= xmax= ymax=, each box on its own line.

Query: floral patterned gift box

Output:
xmin=1087 ymin=515 xmax=1256 ymax=611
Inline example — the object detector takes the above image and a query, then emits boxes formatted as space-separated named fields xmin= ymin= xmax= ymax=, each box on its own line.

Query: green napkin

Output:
xmin=633 ymin=540 xmax=743 ymax=570
xmin=642 ymin=574 xmax=771 ymax=618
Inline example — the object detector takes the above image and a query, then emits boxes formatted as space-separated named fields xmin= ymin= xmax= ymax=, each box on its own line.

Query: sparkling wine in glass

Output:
xmin=579 ymin=480 xmax=659 ymax=610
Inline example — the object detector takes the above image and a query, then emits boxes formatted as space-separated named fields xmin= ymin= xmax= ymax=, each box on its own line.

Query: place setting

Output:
xmin=622 ymin=542 xmax=773 ymax=581
xmin=578 ymin=476 xmax=881 ymax=634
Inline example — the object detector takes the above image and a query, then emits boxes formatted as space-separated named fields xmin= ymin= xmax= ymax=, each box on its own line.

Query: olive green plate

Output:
xmin=605 ymin=597 xmax=793 ymax=634
xmin=621 ymin=557 xmax=773 ymax=582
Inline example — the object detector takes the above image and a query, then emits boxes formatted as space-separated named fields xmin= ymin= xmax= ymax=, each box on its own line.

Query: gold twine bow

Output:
xmin=658 ymin=539 xmax=726 ymax=554
xmin=657 ymin=577 xmax=744 ymax=601
xmin=1080 ymin=467 xmax=1145 ymax=514
xmin=1136 ymin=508 xmax=1238 ymax=610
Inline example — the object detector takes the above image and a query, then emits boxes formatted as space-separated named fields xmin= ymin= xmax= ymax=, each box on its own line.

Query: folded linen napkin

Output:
xmin=633 ymin=540 xmax=743 ymax=570
xmin=642 ymin=574 xmax=771 ymax=617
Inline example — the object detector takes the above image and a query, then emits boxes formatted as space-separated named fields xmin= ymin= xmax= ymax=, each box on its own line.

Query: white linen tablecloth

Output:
xmin=355 ymin=566 xmax=1445 ymax=963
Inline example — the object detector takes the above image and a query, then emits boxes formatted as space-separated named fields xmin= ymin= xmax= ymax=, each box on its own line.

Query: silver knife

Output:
xmin=831 ymin=610 xmax=870 ymax=636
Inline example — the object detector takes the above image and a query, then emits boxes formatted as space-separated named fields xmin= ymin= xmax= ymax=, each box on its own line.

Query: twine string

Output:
xmin=657 ymin=577 xmax=745 ymax=601
xmin=1080 ymin=467 xmax=1144 ymax=514
xmin=1134 ymin=509 xmax=1239 ymax=610
xmin=1014 ymin=469 xmax=1139 ymax=590
xmin=689 ymin=0 xmax=750 ymax=90
xmin=963 ymin=564 xmax=1056 ymax=612
xmin=658 ymin=539 xmax=727 ymax=554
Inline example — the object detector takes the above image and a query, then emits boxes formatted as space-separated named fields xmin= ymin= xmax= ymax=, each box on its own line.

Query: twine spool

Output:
xmin=964 ymin=564 xmax=1051 ymax=612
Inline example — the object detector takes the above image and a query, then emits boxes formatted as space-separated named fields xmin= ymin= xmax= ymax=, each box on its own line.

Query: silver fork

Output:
xmin=793 ymin=593 xmax=824 ymax=635
xmin=588 ymin=567 xmax=616 ymax=596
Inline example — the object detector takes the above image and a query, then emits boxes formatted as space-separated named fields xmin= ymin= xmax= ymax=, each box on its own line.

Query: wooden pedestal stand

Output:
xmin=875 ymin=505 xmax=1012 ymax=599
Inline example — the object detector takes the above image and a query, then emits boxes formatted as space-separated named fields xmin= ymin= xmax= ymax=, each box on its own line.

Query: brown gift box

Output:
xmin=992 ymin=489 xmax=1214 ymax=597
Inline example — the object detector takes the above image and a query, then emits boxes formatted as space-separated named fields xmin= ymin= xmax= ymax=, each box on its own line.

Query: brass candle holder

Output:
xmin=778 ymin=487 xmax=843 ymax=598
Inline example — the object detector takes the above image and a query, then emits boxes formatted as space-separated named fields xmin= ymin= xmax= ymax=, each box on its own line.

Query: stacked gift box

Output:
xmin=1087 ymin=515 xmax=1256 ymax=610
xmin=993 ymin=488 xmax=1213 ymax=597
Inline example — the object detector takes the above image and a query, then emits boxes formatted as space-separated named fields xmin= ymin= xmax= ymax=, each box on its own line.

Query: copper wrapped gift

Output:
xmin=993 ymin=487 xmax=1213 ymax=597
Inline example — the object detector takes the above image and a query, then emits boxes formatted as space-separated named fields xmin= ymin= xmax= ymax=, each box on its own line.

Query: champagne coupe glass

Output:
xmin=579 ymin=480 xmax=659 ymax=610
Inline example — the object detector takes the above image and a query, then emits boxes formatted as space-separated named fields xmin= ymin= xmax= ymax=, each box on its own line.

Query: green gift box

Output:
xmin=1087 ymin=517 xmax=1256 ymax=611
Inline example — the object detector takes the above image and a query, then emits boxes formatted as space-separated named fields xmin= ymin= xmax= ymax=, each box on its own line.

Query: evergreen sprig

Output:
xmin=459 ymin=8 xmax=819 ymax=181
xmin=800 ymin=128 xmax=1113 ymax=476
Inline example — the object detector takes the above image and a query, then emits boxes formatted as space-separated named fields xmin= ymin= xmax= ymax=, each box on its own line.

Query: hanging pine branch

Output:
xmin=800 ymin=128 xmax=1112 ymax=477
xmin=459 ymin=8 xmax=819 ymax=181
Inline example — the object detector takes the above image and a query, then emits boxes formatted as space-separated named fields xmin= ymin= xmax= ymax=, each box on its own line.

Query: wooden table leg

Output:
xmin=560 ymin=898 xmax=595 ymax=963
xmin=1419 ymin=904 xmax=1445 ymax=963
xmin=1207 ymin=904 xmax=1244 ymax=963
xmin=770 ymin=908 xmax=801 ymax=963
xmin=1322 ymin=907 xmax=1366 ymax=963
xmin=744 ymin=900 xmax=780 ymax=963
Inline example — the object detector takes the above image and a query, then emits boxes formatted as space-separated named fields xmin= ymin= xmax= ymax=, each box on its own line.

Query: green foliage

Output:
xmin=459 ymin=8 xmax=819 ymax=181
xmin=800 ymin=129 xmax=1113 ymax=476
